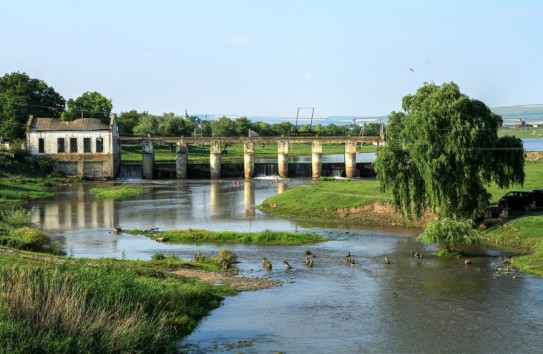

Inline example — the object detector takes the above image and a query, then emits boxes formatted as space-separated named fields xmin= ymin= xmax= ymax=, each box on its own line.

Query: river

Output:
xmin=30 ymin=180 xmax=543 ymax=353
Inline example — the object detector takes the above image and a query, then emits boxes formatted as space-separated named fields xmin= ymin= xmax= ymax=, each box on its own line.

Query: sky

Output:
xmin=1 ymin=0 xmax=542 ymax=120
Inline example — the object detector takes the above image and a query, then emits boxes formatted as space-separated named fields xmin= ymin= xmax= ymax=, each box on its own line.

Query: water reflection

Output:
xmin=32 ymin=184 xmax=117 ymax=232
xmin=27 ymin=180 xmax=543 ymax=353
xmin=244 ymin=181 xmax=255 ymax=218
xmin=30 ymin=180 xmax=302 ymax=258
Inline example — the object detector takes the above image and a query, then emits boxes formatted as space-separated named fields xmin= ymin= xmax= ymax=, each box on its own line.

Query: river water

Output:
xmin=30 ymin=180 xmax=543 ymax=353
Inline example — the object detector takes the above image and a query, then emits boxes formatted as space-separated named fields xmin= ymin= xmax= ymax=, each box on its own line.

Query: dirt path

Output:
xmin=170 ymin=268 xmax=281 ymax=291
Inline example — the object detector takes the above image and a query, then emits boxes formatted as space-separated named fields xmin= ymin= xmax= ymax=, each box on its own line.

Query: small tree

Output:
xmin=417 ymin=217 xmax=479 ymax=254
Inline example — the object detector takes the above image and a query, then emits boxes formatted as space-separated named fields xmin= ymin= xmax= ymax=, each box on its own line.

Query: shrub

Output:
xmin=417 ymin=217 xmax=480 ymax=254
xmin=151 ymin=252 xmax=166 ymax=261
xmin=1 ymin=209 xmax=33 ymax=228
xmin=11 ymin=227 xmax=50 ymax=251
xmin=216 ymin=248 xmax=238 ymax=269
xmin=193 ymin=251 xmax=206 ymax=263
xmin=35 ymin=156 xmax=54 ymax=173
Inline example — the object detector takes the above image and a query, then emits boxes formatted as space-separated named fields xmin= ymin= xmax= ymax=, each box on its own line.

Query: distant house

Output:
xmin=26 ymin=115 xmax=120 ymax=179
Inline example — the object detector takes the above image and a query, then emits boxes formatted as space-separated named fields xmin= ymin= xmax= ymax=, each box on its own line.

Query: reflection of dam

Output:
xmin=31 ymin=186 xmax=116 ymax=232
xmin=31 ymin=180 xmax=286 ymax=236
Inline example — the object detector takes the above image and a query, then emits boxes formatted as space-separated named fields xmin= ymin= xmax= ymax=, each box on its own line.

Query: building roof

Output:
xmin=27 ymin=117 xmax=111 ymax=131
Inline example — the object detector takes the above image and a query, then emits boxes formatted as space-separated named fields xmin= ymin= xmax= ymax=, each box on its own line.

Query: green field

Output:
xmin=499 ymin=127 xmax=543 ymax=138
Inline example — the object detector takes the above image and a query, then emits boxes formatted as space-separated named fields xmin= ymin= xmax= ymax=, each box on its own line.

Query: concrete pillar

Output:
xmin=278 ymin=140 xmax=289 ymax=178
xmin=345 ymin=140 xmax=357 ymax=178
xmin=142 ymin=139 xmax=154 ymax=179
xmin=176 ymin=139 xmax=188 ymax=179
xmin=244 ymin=140 xmax=255 ymax=179
xmin=311 ymin=140 xmax=323 ymax=179
xmin=210 ymin=139 xmax=221 ymax=179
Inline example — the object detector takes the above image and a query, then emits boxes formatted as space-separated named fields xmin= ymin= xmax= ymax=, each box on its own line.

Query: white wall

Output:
xmin=27 ymin=130 xmax=114 ymax=155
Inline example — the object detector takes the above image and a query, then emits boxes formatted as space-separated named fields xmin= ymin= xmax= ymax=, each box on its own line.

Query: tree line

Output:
xmin=0 ymin=72 xmax=380 ymax=141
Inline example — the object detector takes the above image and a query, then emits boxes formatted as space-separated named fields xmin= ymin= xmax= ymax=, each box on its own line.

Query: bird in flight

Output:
xmin=408 ymin=67 xmax=416 ymax=73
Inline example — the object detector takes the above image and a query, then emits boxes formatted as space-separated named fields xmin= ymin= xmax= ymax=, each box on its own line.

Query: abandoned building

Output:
xmin=26 ymin=115 xmax=120 ymax=179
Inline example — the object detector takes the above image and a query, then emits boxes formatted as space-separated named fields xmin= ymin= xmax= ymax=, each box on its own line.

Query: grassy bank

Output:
xmin=0 ymin=207 xmax=237 ymax=352
xmin=0 ymin=250 xmax=235 ymax=353
xmin=259 ymin=179 xmax=397 ymax=224
xmin=127 ymin=228 xmax=326 ymax=245
xmin=90 ymin=186 xmax=146 ymax=199
xmin=0 ymin=157 xmax=62 ymax=208
xmin=260 ymin=158 xmax=543 ymax=222
xmin=259 ymin=157 xmax=543 ymax=272
xmin=480 ymin=210 xmax=543 ymax=276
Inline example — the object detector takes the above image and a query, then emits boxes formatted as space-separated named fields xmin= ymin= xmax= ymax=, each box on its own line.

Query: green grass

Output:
xmin=90 ymin=186 xmax=146 ymax=199
xmin=486 ymin=159 xmax=543 ymax=203
xmin=481 ymin=210 xmax=543 ymax=275
xmin=0 ymin=255 xmax=234 ymax=353
xmin=259 ymin=179 xmax=388 ymax=221
xmin=261 ymin=158 xmax=543 ymax=220
xmin=0 ymin=209 xmax=62 ymax=253
xmin=121 ymin=142 xmax=376 ymax=163
xmin=498 ymin=127 xmax=543 ymax=139
xmin=127 ymin=228 xmax=327 ymax=245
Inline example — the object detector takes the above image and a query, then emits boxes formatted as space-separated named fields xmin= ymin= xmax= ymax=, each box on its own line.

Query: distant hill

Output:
xmin=193 ymin=104 xmax=543 ymax=126
xmin=491 ymin=104 xmax=543 ymax=124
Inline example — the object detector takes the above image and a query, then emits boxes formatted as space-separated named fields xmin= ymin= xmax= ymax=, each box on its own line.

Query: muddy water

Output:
xmin=30 ymin=180 xmax=543 ymax=353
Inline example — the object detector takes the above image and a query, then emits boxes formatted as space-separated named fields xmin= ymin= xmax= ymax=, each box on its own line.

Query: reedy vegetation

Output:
xmin=0 ymin=260 xmax=230 ymax=353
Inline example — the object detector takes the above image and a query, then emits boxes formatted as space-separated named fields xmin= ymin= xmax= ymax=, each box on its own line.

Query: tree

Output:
xmin=118 ymin=110 xmax=145 ymax=135
xmin=210 ymin=116 xmax=236 ymax=136
xmin=361 ymin=122 xmax=381 ymax=136
xmin=271 ymin=122 xmax=294 ymax=136
xmin=417 ymin=217 xmax=479 ymax=254
xmin=374 ymin=82 xmax=524 ymax=220
xmin=132 ymin=114 xmax=158 ymax=136
xmin=62 ymin=91 xmax=112 ymax=124
xmin=0 ymin=72 xmax=65 ymax=140
xmin=234 ymin=117 xmax=252 ymax=136
xmin=157 ymin=113 xmax=190 ymax=136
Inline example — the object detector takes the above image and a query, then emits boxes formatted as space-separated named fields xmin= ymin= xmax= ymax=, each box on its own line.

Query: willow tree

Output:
xmin=374 ymin=82 xmax=524 ymax=220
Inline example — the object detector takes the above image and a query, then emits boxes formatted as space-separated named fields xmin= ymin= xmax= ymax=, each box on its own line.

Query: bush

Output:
xmin=216 ymin=248 xmax=238 ymax=269
xmin=11 ymin=227 xmax=50 ymax=251
xmin=1 ymin=209 xmax=33 ymax=228
xmin=151 ymin=252 xmax=166 ymax=261
xmin=35 ymin=156 xmax=54 ymax=173
xmin=193 ymin=251 xmax=206 ymax=263
xmin=417 ymin=217 xmax=480 ymax=253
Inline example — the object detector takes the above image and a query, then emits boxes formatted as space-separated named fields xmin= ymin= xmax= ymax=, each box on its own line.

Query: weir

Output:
xmin=119 ymin=135 xmax=383 ymax=180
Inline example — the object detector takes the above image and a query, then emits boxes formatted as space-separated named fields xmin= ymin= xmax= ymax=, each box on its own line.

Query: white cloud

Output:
xmin=301 ymin=73 xmax=314 ymax=81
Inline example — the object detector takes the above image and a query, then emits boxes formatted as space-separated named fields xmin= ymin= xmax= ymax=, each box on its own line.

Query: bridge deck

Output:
xmin=119 ymin=135 xmax=383 ymax=144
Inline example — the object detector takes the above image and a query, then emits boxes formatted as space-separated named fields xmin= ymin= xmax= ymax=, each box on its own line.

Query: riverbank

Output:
xmin=259 ymin=155 xmax=543 ymax=273
xmin=0 ymin=161 xmax=281 ymax=352
xmin=0 ymin=246 xmax=252 ymax=353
